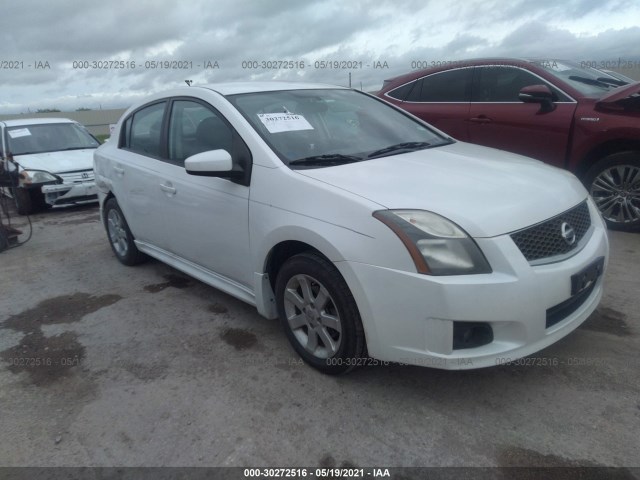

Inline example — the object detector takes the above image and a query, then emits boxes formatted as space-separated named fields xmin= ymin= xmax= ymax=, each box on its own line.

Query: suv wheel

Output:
xmin=584 ymin=151 xmax=640 ymax=232
xmin=275 ymin=252 xmax=366 ymax=375
xmin=104 ymin=197 xmax=147 ymax=265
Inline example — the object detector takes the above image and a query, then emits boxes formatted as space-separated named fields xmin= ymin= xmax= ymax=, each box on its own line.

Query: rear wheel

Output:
xmin=104 ymin=197 xmax=147 ymax=266
xmin=584 ymin=151 xmax=640 ymax=232
xmin=275 ymin=252 xmax=366 ymax=375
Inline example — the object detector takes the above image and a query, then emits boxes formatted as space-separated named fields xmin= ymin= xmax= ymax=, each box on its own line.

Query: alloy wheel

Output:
xmin=590 ymin=164 xmax=640 ymax=225
xmin=107 ymin=209 xmax=129 ymax=257
xmin=283 ymin=274 xmax=342 ymax=359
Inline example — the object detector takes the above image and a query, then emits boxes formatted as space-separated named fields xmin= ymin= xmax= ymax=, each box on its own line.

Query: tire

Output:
xmin=0 ymin=227 xmax=8 ymax=252
xmin=13 ymin=187 xmax=34 ymax=215
xmin=584 ymin=152 xmax=640 ymax=232
xmin=103 ymin=197 xmax=147 ymax=266
xmin=275 ymin=252 xmax=366 ymax=375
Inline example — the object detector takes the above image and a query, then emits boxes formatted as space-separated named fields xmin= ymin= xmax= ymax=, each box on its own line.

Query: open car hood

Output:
xmin=596 ymin=82 xmax=640 ymax=104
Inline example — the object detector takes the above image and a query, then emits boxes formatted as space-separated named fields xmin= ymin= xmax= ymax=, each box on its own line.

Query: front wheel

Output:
xmin=103 ymin=197 xmax=147 ymax=266
xmin=584 ymin=151 xmax=640 ymax=232
xmin=275 ymin=252 xmax=366 ymax=375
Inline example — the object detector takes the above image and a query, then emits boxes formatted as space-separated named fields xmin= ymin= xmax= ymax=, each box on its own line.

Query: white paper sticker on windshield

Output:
xmin=550 ymin=62 xmax=571 ymax=71
xmin=257 ymin=113 xmax=314 ymax=133
xmin=7 ymin=128 xmax=31 ymax=138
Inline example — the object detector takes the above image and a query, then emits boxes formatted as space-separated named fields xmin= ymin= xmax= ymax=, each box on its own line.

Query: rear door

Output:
xmin=111 ymin=101 xmax=173 ymax=251
xmin=467 ymin=65 xmax=578 ymax=166
xmin=388 ymin=67 xmax=473 ymax=140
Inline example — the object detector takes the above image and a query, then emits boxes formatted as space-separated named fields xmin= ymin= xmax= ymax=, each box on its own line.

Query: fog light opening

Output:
xmin=453 ymin=322 xmax=493 ymax=350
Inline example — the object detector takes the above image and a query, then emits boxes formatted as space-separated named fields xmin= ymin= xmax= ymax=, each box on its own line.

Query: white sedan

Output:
xmin=1 ymin=118 xmax=100 ymax=214
xmin=94 ymin=82 xmax=609 ymax=374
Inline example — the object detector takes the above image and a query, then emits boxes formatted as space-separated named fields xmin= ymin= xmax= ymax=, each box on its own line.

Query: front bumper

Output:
xmin=41 ymin=181 xmax=98 ymax=206
xmin=336 ymin=205 xmax=609 ymax=370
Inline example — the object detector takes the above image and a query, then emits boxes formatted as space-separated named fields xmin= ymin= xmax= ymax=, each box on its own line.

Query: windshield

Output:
xmin=227 ymin=89 xmax=450 ymax=168
xmin=534 ymin=60 xmax=621 ymax=97
xmin=6 ymin=122 xmax=99 ymax=156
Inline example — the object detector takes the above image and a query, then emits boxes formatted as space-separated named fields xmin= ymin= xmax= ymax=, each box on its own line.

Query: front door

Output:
xmin=467 ymin=66 xmax=577 ymax=167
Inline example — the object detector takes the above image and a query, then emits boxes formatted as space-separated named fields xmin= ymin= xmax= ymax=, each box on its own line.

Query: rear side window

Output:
xmin=386 ymin=81 xmax=415 ymax=101
xmin=122 ymin=102 xmax=166 ymax=157
xmin=405 ymin=69 xmax=472 ymax=102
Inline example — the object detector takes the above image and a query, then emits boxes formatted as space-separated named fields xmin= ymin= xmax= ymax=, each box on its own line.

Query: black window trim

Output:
xmin=119 ymin=99 xmax=169 ymax=160
xmin=118 ymin=96 xmax=252 ymax=185
xmin=384 ymin=65 xmax=577 ymax=104
xmin=384 ymin=66 xmax=475 ymax=104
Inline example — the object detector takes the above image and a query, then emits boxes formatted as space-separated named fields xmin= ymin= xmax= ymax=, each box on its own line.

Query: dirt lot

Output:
xmin=0 ymin=203 xmax=639 ymax=469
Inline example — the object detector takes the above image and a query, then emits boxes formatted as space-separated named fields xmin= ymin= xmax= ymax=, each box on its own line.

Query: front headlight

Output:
xmin=20 ymin=170 xmax=61 ymax=185
xmin=373 ymin=210 xmax=492 ymax=275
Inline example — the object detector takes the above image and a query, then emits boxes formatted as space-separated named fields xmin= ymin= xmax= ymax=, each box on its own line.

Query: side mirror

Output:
xmin=518 ymin=85 xmax=556 ymax=113
xmin=185 ymin=149 xmax=240 ymax=178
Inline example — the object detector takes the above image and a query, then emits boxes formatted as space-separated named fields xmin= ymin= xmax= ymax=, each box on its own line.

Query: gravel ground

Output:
xmin=0 ymin=203 xmax=639 ymax=471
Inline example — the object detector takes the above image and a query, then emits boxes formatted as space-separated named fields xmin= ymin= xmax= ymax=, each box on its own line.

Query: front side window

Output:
xmin=126 ymin=102 xmax=166 ymax=157
xmin=472 ymin=66 xmax=570 ymax=102
xmin=227 ymin=89 xmax=450 ymax=168
xmin=167 ymin=100 xmax=233 ymax=165
xmin=5 ymin=123 xmax=99 ymax=156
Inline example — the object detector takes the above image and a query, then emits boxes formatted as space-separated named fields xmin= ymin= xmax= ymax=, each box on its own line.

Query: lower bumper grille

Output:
xmin=546 ymin=281 xmax=597 ymax=329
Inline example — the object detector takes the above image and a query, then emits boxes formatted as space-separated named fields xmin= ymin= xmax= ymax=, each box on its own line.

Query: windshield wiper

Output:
xmin=596 ymin=76 xmax=628 ymax=87
xmin=568 ymin=75 xmax=612 ymax=89
xmin=367 ymin=141 xmax=432 ymax=159
xmin=289 ymin=154 xmax=363 ymax=167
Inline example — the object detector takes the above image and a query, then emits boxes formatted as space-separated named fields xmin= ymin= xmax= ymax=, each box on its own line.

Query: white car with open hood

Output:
xmin=0 ymin=118 xmax=100 ymax=214
xmin=93 ymin=82 xmax=609 ymax=374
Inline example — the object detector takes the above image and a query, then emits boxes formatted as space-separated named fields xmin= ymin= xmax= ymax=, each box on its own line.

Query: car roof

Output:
xmin=1 ymin=117 xmax=76 ymax=127
xmin=118 ymin=82 xmax=350 ymax=116
xmin=198 ymin=81 xmax=346 ymax=95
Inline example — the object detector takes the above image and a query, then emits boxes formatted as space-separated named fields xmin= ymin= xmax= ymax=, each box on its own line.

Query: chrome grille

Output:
xmin=511 ymin=201 xmax=591 ymax=264
xmin=57 ymin=169 xmax=94 ymax=184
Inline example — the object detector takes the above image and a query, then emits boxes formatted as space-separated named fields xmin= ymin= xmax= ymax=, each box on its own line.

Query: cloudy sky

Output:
xmin=1 ymin=0 xmax=639 ymax=114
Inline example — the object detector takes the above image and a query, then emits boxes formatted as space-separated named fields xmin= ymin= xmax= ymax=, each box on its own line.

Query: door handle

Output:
xmin=113 ymin=165 xmax=125 ymax=176
xmin=159 ymin=183 xmax=176 ymax=195
xmin=468 ymin=116 xmax=492 ymax=124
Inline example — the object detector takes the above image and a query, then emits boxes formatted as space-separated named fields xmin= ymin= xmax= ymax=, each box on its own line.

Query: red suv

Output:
xmin=377 ymin=58 xmax=640 ymax=231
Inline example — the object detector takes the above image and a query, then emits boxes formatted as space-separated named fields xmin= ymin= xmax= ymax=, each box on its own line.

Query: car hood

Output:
xmin=13 ymin=149 xmax=96 ymax=173
xmin=297 ymin=142 xmax=588 ymax=238
xmin=596 ymin=82 xmax=640 ymax=104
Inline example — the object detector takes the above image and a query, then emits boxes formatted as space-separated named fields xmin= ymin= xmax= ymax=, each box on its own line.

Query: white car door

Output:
xmin=158 ymin=98 xmax=252 ymax=288
xmin=109 ymin=100 xmax=176 ymax=252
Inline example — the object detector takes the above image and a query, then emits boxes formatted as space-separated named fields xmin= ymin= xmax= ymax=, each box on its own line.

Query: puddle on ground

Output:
xmin=318 ymin=454 xmax=359 ymax=470
xmin=124 ymin=362 xmax=168 ymax=381
xmin=1 ymin=292 xmax=121 ymax=385
xmin=44 ymin=213 xmax=101 ymax=227
xmin=0 ymin=331 xmax=85 ymax=386
xmin=220 ymin=328 xmax=257 ymax=350
xmin=144 ymin=273 xmax=194 ymax=293
xmin=496 ymin=446 xmax=636 ymax=479
xmin=2 ymin=292 xmax=122 ymax=334
xmin=209 ymin=303 xmax=228 ymax=314
xmin=580 ymin=307 xmax=631 ymax=337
